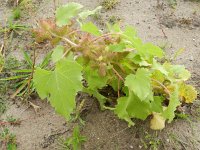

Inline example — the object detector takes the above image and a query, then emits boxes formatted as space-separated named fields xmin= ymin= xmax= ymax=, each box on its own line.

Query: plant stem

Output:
xmin=90 ymin=32 xmax=121 ymax=43
xmin=112 ymin=67 xmax=124 ymax=82
xmin=151 ymin=78 xmax=170 ymax=95
xmin=48 ymin=30 xmax=78 ymax=47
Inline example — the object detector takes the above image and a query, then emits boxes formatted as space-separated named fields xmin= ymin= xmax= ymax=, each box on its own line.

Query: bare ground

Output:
xmin=0 ymin=0 xmax=200 ymax=150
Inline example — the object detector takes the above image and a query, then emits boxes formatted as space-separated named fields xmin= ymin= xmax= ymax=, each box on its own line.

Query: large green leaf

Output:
xmin=33 ymin=58 xmax=83 ymax=120
xmin=125 ymin=68 xmax=152 ymax=101
xmin=115 ymin=92 xmax=151 ymax=125
xmin=56 ymin=2 xmax=83 ymax=27
xmin=126 ymin=92 xmax=152 ymax=120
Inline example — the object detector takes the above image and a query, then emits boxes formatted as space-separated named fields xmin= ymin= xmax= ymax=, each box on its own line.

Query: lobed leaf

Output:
xmin=33 ymin=58 xmax=83 ymax=120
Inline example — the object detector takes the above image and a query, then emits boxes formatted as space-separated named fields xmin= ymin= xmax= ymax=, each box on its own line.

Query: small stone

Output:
xmin=130 ymin=145 xmax=133 ymax=149
xmin=189 ymin=56 xmax=194 ymax=61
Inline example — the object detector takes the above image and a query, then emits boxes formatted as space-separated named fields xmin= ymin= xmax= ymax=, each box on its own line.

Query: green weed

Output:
xmin=108 ymin=15 xmax=121 ymax=25
xmin=0 ymin=48 xmax=4 ymax=73
xmin=64 ymin=126 xmax=86 ymax=150
xmin=0 ymin=128 xmax=17 ymax=150
xmin=175 ymin=113 xmax=189 ymax=120
xmin=141 ymin=132 xmax=161 ymax=150
xmin=101 ymin=0 xmax=119 ymax=10
xmin=11 ymin=8 xmax=21 ymax=20
xmin=0 ymin=96 xmax=7 ymax=116
xmin=0 ymin=50 xmax=51 ymax=99
xmin=0 ymin=20 xmax=28 ymax=34
xmin=5 ymin=116 xmax=21 ymax=125
xmin=168 ymin=0 xmax=177 ymax=8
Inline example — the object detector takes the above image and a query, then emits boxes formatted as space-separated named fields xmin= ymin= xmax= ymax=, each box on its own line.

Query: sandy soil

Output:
xmin=0 ymin=0 xmax=200 ymax=150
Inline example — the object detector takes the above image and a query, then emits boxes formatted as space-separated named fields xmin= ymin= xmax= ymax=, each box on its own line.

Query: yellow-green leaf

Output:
xmin=179 ymin=83 xmax=197 ymax=103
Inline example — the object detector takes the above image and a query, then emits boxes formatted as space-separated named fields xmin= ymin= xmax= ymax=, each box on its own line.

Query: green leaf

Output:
xmin=130 ymin=54 xmax=150 ymax=66
xmin=56 ymin=2 xmax=83 ymax=27
xmin=115 ymin=92 xmax=151 ymax=123
xmin=151 ymin=96 xmax=164 ymax=113
xmin=125 ymin=68 xmax=152 ymax=101
xmin=33 ymin=69 xmax=52 ymax=99
xmin=83 ymin=67 xmax=109 ymax=108
xmin=121 ymin=26 xmax=142 ymax=48
xmin=152 ymin=59 xmax=168 ymax=76
xmin=126 ymin=92 xmax=152 ymax=120
xmin=84 ymin=67 xmax=108 ymax=89
xmin=33 ymin=58 xmax=83 ymax=120
xmin=81 ymin=22 xmax=101 ymax=36
xmin=123 ymin=26 xmax=137 ymax=38
xmin=7 ymin=143 xmax=17 ymax=150
xmin=108 ymin=43 xmax=126 ymax=52
xmin=79 ymin=6 xmax=102 ymax=20
xmin=107 ymin=23 xmax=121 ymax=33
xmin=52 ymin=45 xmax=64 ymax=62
xmin=23 ymin=51 xmax=33 ymax=67
xmin=162 ymin=85 xmax=181 ymax=123
xmin=114 ymin=97 xmax=135 ymax=126
xmin=140 ymin=43 xmax=164 ymax=58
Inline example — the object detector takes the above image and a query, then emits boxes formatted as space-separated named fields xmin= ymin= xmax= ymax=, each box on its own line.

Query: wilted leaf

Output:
xmin=150 ymin=112 xmax=166 ymax=130
xmin=179 ymin=83 xmax=197 ymax=103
